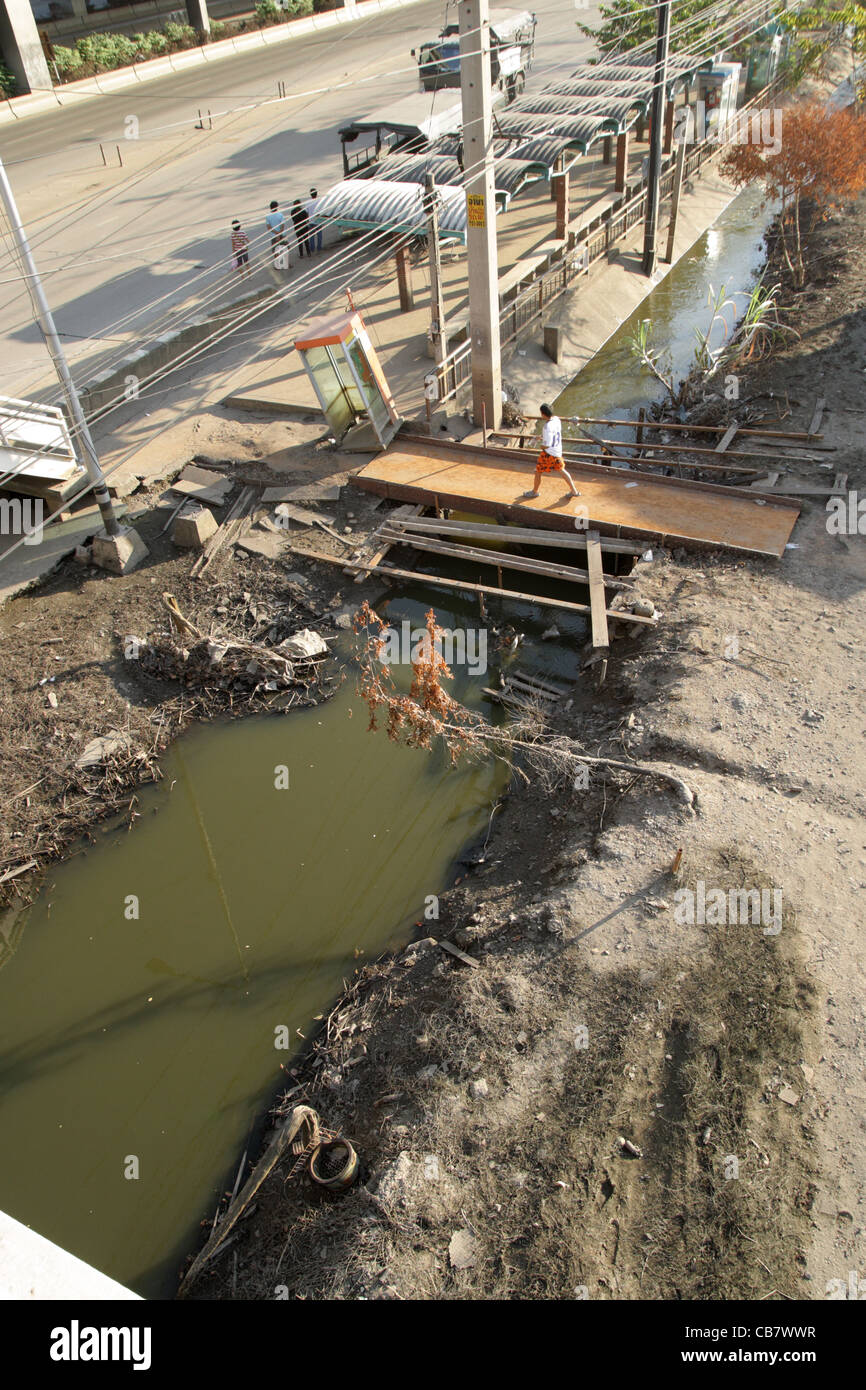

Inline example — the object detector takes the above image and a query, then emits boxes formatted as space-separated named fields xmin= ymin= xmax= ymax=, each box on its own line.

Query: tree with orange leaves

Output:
xmin=352 ymin=601 xmax=696 ymax=805
xmin=721 ymin=103 xmax=866 ymax=289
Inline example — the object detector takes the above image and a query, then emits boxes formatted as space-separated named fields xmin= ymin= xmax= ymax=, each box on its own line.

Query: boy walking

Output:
xmin=520 ymin=403 xmax=581 ymax=501
xmin=230 ymin=220 xmax=251 ymax=278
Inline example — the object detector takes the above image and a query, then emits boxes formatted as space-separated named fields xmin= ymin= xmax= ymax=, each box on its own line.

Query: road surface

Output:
xmin=0 ymin=0 xmax=600 ymax=403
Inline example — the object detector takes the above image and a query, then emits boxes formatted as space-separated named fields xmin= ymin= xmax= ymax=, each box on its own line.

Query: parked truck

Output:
xmin=413 ymin=8 xmax=537 ymax=103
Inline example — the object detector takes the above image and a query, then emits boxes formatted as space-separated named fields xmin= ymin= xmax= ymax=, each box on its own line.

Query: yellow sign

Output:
xmin=466 ymin=194 xmax=486 ymax=229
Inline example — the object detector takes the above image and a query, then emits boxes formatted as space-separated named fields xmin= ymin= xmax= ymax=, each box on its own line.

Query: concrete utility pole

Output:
xmin=424 ymin=174 xmax=447 ymax=364
xmin=185 ymin=0 xmax=211 ymax=39
xmin=0 ymin=156 xmax=147 ymax=573
xmin=458 ymin=0 xmax=502 ymax=430
xmin=642 ymin=0 xmax=671 ymax=277
xmin=0 ymin=0 xmax=52 ymax=93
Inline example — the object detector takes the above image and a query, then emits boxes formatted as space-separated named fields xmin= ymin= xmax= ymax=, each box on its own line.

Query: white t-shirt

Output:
xmin=542 ymin=415 xmax=563 ymax=458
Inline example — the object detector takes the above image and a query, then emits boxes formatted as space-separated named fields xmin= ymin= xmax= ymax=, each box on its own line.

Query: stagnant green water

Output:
xmin=0 ymin=188 xmax=773 ymax=1300
xmin=0 ymin=585 xmax=588 ymax=1299
xmin=555 ymin=186 xmax=773 ymax=433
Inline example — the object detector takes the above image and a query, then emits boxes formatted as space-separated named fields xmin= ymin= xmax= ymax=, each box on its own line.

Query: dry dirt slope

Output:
xmin=184 ymin=195 xmax=866 ymax=1303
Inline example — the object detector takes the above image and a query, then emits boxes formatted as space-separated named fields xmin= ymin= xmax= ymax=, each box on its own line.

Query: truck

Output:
xmin=413 ymin=8 xmax=537 ymax=103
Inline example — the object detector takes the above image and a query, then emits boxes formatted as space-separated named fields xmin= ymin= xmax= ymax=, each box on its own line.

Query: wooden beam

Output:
xmin=586 ymin=530 xmax=609 ymax=651
xmin=808 ymin=396 xmax=826 ymax=438
xmin=376 ymin=527 xmax=634 ymax=588
xmin=715 ymin=421 xmax=739 ymax=453
xmin=517 ymin=416 xmax=821 ymax=441
xmin=390 ymin=516 xmax=643 ymax=553
xmin=350 ymin=503 xmax=424 ymax=582
xmin=334 ymin=557 xmax=658 ymax=623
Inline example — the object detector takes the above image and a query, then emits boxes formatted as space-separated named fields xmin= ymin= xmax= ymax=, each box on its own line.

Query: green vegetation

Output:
xmin=0 ymin=60 xmax=16 ymax=99
xmin=779 ymin=2 xmax=866 ymax=96
xmin=49 ymin=2 xmax=313 ymax=87
xmin=576 ymin=0 xmax=734 ymax=57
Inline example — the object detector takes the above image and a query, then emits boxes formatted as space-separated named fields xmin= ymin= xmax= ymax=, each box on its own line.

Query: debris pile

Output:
xmin=136 ymin=593 xmax=332 ymax=704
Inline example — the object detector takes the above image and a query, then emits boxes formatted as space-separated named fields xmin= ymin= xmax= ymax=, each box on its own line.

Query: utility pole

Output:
xmin=424 ymin=174 xmax=447 ymax=364
xmin=0 ymin=156 xmax=147 ymax=572
xmin=642 ymin=0 xmax=671 ymax=277
xmin=458 ymin=0 xmax=502 ymax=430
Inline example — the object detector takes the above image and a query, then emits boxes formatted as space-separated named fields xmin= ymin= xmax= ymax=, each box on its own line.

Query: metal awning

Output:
xmin=498 ymin=135 xmax=583 ymax=173
xmin=315 ymin=179 xmax=473 ymax=244
xmin=368 ymin=151 xmax=545 ymax=206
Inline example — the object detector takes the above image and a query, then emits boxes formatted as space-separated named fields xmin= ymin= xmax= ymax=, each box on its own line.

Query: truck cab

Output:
xmin=414 ymin=9 xmax=537 ymax=103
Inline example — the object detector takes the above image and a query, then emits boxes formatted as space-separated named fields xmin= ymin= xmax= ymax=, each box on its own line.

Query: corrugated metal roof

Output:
xmin=500 ymin=135 xmax=583 ymax=173
xmin=315 ymin=179 xmax=471 ymax=243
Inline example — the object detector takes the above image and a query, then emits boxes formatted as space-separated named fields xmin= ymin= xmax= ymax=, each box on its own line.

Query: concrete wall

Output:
xmin=0 ymin=0 xmax=53 ymax=90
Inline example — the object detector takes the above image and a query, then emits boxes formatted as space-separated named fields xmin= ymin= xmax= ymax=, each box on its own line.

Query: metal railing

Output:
xmin=434 ymin=73 xmax=787 ymax=408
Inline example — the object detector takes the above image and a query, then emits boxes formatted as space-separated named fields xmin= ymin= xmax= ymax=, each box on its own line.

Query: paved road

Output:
xmin=0 ymin=0 xmax=599 ymax=402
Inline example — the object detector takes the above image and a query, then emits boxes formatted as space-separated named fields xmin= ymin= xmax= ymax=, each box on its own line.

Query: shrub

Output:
xmin=255 ymin=0 xmax=282 ymax=22
xmin=52 ymin=44 xmax=85 ymax=77
xmin=162 ymin=21 xmax=196 ymax=45
xmin=209 ymin=21 xmax=227 ymax=40
xmin=0 ymin=60 xmax=16 ymax=99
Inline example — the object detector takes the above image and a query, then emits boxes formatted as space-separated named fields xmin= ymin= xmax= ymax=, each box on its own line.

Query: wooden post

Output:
xmin=602 ymin=135 xmax=613 ymax=165
xmin=663 ymin=138 xmax=686 ymax=264
xmin=615 ymin=130 xmax=629 ymax=193
xmin=395 ymin=239 xmax=414 ymax=312
xmin=554 ymin=166 xmax=569 ymax=240
xmin=663 ymin=99 xmax=675 ymax=155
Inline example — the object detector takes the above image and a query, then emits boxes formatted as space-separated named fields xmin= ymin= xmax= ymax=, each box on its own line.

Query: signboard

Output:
xmin=466 ymin=194 xmax=486 ymax=229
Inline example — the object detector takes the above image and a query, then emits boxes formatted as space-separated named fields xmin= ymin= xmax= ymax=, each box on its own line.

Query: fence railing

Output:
xmin=434 ymin=73 xmax=787 ymax=407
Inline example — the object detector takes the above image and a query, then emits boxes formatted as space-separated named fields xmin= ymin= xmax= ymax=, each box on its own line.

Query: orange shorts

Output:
xmin=537 ymin=449 xmax=564 ymax=473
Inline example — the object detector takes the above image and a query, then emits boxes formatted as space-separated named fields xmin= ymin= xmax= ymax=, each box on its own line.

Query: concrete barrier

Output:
xmin=0 ymin=0 xmax=427 ymax=124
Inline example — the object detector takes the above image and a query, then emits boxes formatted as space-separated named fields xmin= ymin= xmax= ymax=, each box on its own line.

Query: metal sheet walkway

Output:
xmin=350 ymin=438 xmax=800 ymax=558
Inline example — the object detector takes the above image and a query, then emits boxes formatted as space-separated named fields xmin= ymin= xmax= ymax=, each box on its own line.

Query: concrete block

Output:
xmin=91 ymin=526 xmax=149 ymax=575
xmin=172 ymin=504 xmax=218 ymax=549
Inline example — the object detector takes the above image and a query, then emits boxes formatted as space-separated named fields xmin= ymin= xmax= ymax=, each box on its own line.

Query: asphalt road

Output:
xmin=0 ymin=0 xmax=600 ymax=401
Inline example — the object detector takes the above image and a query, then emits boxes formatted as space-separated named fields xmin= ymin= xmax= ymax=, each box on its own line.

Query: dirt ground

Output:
xmin=181 ymin=196 xmax=866 ymax=1302
xmin=2 ymin=189 xmax=865 ymax=1302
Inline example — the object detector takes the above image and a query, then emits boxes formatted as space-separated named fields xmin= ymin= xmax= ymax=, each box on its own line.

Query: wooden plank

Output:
xmin=585 ymin=530 xmax=609 ymax=651
xmin=391 ymin=516 xmax=643 ymax=554
xmin=273 ymin=501 xmax=334 ymax=527
xmin=191 ymin=485 xmax=256 ymax=578
xmin=504 ymin=675 xmax=557 ymax=701
xmin=376 ymin=528 xmax=633 ymax=588
xmin=526 ymin=415 xmax=821 ymax=442
xmin=351 ymin=503 xmax=424 ymax=582
xmin=438 ymin=939 xmax=480 ymax=968
xmin=336 ymin=557 xmax=658 ymax=624
xmin=808 ymin=396 xmax=826 ymax=437
xmin=513 ymin=668 xmax=570 ymax=696
xmin=715 ymin=421 xmax=739 ymax=453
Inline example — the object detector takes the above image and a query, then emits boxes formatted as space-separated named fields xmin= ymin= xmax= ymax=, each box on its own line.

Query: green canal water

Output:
xmin=555 ymin=186 xmax=774 ymax=435
xmin=0 ymin=586 xmax=588 ymax=1299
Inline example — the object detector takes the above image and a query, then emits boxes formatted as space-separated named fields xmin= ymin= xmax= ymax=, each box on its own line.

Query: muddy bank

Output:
xmin=181 ymin=196 xmax=866 ymax=1301
xmin=0 ymin=426 xmax=384 ymax=916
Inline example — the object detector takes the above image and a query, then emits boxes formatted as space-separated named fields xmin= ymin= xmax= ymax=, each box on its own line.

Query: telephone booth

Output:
xmin=294 ymin=311 xmax=402 ymax=450
xmin=696 ymin=62 xmax=742 ymax=143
